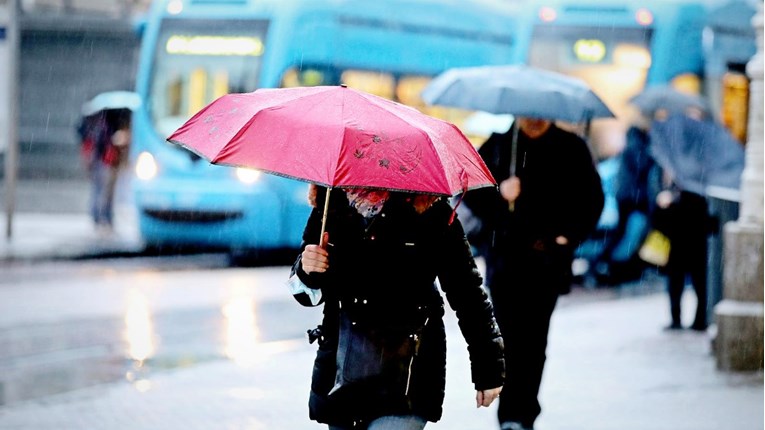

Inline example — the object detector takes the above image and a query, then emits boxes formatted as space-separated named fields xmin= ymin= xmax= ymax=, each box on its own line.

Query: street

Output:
xmin=0 ymin=256 xmax=761 ymax=430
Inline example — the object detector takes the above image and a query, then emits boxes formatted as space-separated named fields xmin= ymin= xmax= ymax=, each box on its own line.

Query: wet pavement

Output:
xmin=0 ymin=259 xmax=762 ymax=430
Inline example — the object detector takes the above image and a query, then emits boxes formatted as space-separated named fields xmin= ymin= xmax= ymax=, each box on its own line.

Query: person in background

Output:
xmin=77 ymin=108 xmax=132 ymax=235
xmin=288 ymin=185 xmax=505 ymax=430
xmin=649 ymin=107 xmax=714 ymax=332
xmin=463 ymin=117 xmax=604 ymax=430
xmin=595 ymin=110 xmax=663 ymax=285
xmin=654 ymin=180 xmax=710 ymax=331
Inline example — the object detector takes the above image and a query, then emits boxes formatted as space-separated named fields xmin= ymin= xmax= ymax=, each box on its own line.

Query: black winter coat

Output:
xmin=290 ymin=191 xmax=505 ymax=427
xmin=463 ymin=124 xmax=605 ymax=289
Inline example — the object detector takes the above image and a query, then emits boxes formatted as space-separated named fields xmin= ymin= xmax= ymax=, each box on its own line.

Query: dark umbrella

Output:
xmin=648 ymin=114 xmax=745 ymax=196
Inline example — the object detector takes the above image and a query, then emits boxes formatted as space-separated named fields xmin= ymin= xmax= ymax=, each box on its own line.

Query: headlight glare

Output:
xmin=235 ymin=167 xmax=261 ymax=184
xmin=135 ymin=151 xmax=158 ymax=180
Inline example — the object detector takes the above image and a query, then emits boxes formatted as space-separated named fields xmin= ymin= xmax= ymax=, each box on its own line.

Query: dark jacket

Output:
xmin=291 ymin=191 xmax=505 ymax=426
xmin=615 ymin=126 xmax=661 ymax=214
xmin=463 ymin=124 xmax=605 ymax=288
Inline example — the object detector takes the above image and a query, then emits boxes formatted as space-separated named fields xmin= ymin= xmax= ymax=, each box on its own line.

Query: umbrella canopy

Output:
xmin=648 ymin=114 xmax=744 ymax=196
xmin=706 ymin=0 xmax=756 ymax=37
xmin=629 ymin=86 xmax=710 ymax=119
xmin=420 ymin=64 xmax=614 ymax=123
xmin=81 ymin=91 xmax=142 ymax=117
xmin=167 ymin=85 xmax=496 ymax=197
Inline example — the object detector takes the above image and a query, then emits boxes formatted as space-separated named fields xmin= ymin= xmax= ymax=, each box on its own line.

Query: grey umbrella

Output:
xmin=421 ymin=64 xmax=613 ymax=211
xmin=629 ymin=85 xmax=711 ymax=119
xmin=420 ymin=64 xmax=614 ymax=123
xmin=422 ymin=64 xmax=612 ymax=171
xmin=81 ymin=91 xmax=142 ymax=117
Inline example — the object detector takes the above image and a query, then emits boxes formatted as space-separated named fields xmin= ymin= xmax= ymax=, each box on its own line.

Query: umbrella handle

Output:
xmin=319 ymin=187 xmax=332 ymax=248
xmin=509 ymin=125 xmax=519 ymax=178
xmin=504 ymin=176 xmax=517 ymax=213
xmin=508 ymin=125 xmax=519 ymax=213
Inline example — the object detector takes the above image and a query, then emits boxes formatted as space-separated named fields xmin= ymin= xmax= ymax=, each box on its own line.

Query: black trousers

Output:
xmin=664 ymin=191 xmax=709 ymax=328
xmin=487 ymin=248 xmax=562 ymax=428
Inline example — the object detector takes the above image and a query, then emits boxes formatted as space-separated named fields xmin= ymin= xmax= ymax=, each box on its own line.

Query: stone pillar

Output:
xmin=714 ymin=3 xmax=764 ymax=371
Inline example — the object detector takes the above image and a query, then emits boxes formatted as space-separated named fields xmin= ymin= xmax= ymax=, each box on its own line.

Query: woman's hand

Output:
xmin=476 ymin=386 xmax=502 ymax=408
xmin=301 ymin=232 xmax=330 ymax=274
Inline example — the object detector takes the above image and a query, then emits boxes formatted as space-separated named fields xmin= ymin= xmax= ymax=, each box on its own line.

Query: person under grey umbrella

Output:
xmin=647 ymin=111 xmax=745 ymax=331
xmin=462 ymin=116 xmax=604 ymax=430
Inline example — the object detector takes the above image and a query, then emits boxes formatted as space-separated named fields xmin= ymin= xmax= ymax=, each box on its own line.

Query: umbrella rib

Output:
xmin=207 ymin=158 xmax=334 ymax=189
xmin=334 ymin=89 xmax=347 ymax=188
xmin=167 ymin=138 xmax=216 ymax=164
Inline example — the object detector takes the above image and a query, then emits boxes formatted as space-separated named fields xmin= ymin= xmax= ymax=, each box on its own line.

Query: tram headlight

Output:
xmin=235 ymin=167 xmax=261 ymax=184
xmin=167 ymin=0 xmax=183 ymax=15
xmin=135 ymin=151 xmax=159 ymax=181
xmin=635 ymin=8 xmax=653 ymax=26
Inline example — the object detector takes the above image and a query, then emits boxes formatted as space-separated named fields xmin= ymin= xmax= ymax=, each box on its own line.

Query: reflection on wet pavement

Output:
xmin=0 ymin=265 xmax=321 ymax=406
xmin=0 ymin=258 xmax=670 ymax=406
xmin=125 ymin=288 xmax=156 ymax=363
xmin=222 ymin=285 xmax=260 ymax=366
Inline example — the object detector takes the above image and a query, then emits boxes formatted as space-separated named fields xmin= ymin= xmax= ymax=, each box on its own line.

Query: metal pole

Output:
xmin=3 ymin=0 xmax=19 ymax=240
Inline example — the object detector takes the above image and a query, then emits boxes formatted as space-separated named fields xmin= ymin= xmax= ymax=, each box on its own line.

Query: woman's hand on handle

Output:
xmin=301 ymin=232 xmax=330 ymax=274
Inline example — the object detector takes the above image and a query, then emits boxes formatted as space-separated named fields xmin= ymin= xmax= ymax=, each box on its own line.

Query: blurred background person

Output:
xmin=594 ymin=109 xmax=662 ymax=285
xmin=77 ymin=107 xmax=132 ymax=235
xmin=647 ymin=105 xmax=745 ymax=331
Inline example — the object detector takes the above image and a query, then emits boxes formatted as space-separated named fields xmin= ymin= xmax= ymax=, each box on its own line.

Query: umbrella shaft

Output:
xmin=319 ymin=187 xmax=331 ymax=246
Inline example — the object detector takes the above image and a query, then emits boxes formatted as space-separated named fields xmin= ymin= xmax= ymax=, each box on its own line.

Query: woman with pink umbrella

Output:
xmin=168 ymin=85 xmax=506 ymax=429
xmin=291 ymin=184 xmax=505 ymax=429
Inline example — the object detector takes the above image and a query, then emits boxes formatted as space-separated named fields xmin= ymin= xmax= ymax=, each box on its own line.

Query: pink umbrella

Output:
xmin=168 ymin=85 xmax=496 ymax=239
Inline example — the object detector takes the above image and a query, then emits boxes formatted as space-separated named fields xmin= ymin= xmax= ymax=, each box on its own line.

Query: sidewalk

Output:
xmin=0 ymin=284 xmax=761 ymax=430
xmin=0 ymin=179 xmax=144 ymax=262
xmin=0 ymin=209 xmax=143 ymax=262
